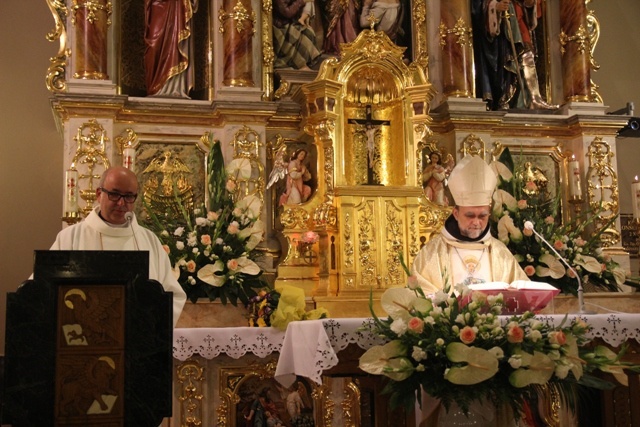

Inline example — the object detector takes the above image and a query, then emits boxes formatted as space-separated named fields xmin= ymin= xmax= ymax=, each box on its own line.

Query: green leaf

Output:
xmin=444 ymin=343 xmax=499 ymax=385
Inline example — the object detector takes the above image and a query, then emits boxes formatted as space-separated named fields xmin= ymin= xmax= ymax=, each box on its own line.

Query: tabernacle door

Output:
xmin=2 ymin=250 xmax=173 ymax=427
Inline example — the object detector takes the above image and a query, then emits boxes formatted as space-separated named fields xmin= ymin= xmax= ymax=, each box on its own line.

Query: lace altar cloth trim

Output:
xmin=173 ymin=314 xmax=640 ymax=386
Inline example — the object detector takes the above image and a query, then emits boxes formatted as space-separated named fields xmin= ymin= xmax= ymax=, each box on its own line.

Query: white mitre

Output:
xmin=447 ymin=155 xmax=497 ymax=206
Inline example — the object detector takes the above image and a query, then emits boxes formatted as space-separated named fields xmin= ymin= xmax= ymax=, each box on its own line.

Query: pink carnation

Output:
xmin=523 ymin=227 xmax=533 ymax=237
xmin=201 ymin=234 xmax=212 ymax=245
xmin=544 ymin=216 xmax=555 ymax=224
xmin=517 ymin=200 xmax=528 ymax=210
xmin=553 ymin=240 xmax=565 ymax=250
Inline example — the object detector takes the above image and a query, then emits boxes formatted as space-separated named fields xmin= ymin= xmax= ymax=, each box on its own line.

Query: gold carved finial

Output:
xmin=367 ymin=11 xmax=377 ymax=30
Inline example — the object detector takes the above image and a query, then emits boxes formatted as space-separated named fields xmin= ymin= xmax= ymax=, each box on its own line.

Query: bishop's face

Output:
xmin=453 ymin=206 xmax=490 ymax=239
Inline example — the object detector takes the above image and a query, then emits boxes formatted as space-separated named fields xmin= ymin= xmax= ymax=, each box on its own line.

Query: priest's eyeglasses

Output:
xmin=99 ymin=188 xmax=138 ymax=203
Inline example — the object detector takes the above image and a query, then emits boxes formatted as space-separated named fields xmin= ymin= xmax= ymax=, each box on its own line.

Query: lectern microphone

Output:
xmin=524 ymin=221 xmax=592 ymax=314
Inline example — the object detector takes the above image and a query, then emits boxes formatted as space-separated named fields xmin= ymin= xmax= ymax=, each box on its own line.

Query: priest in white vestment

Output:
xmin=412 ymin=155 xmax=528 ymax=294
xmin=49 ymin=166 xmax=186 ymax=326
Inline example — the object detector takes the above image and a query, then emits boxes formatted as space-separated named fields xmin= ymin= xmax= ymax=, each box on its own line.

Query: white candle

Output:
xmin=65 ymin=167 xmax=79 ymax=213
xmin=632 ymin=176 xmax=640 ymax=219
xmin=568 ymin=155 xmax=582 ymax=199
xmin=123 ymin=147 xmax=136 ymax=170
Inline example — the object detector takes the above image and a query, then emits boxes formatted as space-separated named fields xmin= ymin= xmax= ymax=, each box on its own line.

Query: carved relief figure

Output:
xmin=144 ymin=0 xmax=198 ymax=97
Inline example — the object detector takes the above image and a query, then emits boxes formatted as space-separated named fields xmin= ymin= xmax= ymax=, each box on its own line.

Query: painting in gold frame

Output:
xmin=219 ymin=361 xmax=327 ymax=427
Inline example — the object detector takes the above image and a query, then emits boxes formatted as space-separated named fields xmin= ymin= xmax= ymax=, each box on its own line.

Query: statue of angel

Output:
xmin=266 ymin=147 xmax=313 ymax=206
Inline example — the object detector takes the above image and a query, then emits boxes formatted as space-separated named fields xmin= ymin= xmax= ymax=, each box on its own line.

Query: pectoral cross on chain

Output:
xmin=348 ymin=105 xmax=390 ymax=185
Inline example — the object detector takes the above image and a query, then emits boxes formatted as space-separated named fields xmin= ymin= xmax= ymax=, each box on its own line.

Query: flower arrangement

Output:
xmin=358 ymin=276 xmax=639 ymax=417
xmin=247 ymin=289 xmax=281 ymax=327
xmin=145 ymin=136 xmax=267 ymax=305
xmin=490 ymin=148 xmax=628 ymax=294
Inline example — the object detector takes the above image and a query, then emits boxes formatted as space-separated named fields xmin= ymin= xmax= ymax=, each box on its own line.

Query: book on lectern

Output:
xmin=461 ymin=280 xmax=560 ymax=314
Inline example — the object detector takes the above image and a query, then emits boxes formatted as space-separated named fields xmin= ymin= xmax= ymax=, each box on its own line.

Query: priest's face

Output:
xmin=96 ymin=167 xmax=139 ymax=224
xmin=453 ymin=206 xmax=490 ymax=239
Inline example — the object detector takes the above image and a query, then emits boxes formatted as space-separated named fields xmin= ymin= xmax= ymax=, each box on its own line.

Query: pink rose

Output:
xmin=201 ymin=234 xmax=212 ymax=245
xmin=186 ymin=260 xmax=197 ymax=273
xmin=407 ymin=317 xmax=425 ymax=334
xmin=460 ymin=326 xmax=476 ymax=344
xmin=574 ymin=237 xmax=586 ymax=247
xmin=553 ymin=240 xmax=565 ymax=250
xmin=207 ymin=211 xmax=219 ymax=221
xmin=507 ymin=325 xmax=524 ymax=343
xmin=227 ymin=221 xmax=240 ymax=234
xmin=524 ymin=265 xmax=536 ymax=276
xmin=544 ymin=216 xmax=555 ymax=225
xmin=549 ymin=331 xmax=566 ymax=346
xmin=162 ymin=245 xmax=170 ymax=254
xmin=227 ymin=259 xmax=239 ymax=271
xmin=517 ymin=200 xmax=528 ymax=210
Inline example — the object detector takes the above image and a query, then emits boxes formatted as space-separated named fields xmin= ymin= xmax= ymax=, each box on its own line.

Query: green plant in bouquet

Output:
xmin=490 ymin=148 xmax=628 ymax=294
xmin=358 ymin=271 xmax=640 ymax=417
xmin=145 ymin=135 xmax=267 ymax=305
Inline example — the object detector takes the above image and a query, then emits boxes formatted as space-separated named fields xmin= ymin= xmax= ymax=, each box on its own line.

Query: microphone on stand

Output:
xmin=125 ymin=211 xmax=140 ymax=250
xmin=524 ymin=221 xmax=592 ymax=314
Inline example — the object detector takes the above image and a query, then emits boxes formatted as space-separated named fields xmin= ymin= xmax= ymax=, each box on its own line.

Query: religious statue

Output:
xmin=144 ymin=0 xmax=198 ymax=98
xmin=422 ymin=151 xmax=454 ymax=206
xmin=267 ymin=147 xmax=314 ymax=205
xmin=471 ymin=0 xmax=556 ymax=110
xmin=273 ymin=0 xmax=322 ymax=70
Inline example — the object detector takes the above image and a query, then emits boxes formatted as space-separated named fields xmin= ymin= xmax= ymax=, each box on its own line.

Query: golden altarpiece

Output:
xmin=41 ymin=0 xmax=638 ymax=425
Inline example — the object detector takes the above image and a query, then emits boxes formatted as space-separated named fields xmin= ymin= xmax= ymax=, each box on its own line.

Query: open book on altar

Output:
xmin=461 ymin=281 xmax=560 ymax=314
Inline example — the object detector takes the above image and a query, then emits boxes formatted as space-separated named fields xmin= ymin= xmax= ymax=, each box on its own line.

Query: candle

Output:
xmin=568 ymin=155 xmax=582 ymax=199
xmin=123 ymin=146 xmax=136 ymax=169
xmin=632 ymin=176 xmax=640 ymax=219
xmin=65 ymin=166 xmax=79 ymax=213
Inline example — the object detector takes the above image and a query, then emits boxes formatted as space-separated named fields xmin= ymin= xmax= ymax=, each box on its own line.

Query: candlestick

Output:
xmin=568 ymin=155 xmax=582 ymax=199
xmin=65 ymin=166 xmax=79 ymax=214
xmin=632 ymin=176 xmax=640 ymax=219
xmin=123 ymin=146 xmax=136 ymax=170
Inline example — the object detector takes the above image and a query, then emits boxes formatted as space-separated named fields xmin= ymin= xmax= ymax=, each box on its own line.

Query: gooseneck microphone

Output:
xmin=524 ymin=221 xmax=591 ymax=314
xmin=125 ymin=211 xmax=140 ymax=250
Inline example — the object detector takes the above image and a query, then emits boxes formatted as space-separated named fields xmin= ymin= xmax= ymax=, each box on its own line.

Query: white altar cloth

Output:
xmin=173 ymin=314 xmax=640 ymax=387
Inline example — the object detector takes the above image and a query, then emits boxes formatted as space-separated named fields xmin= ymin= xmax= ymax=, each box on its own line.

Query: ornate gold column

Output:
xmin=71 ymin=0 xmax=111 ymax=79
xmin=219 ymin=0 xmax=256 ymax=87
xmin=438 ymin=0 xmax=473 ymax=98
xmin=559 ymin=0 xmax=590 ymax=102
